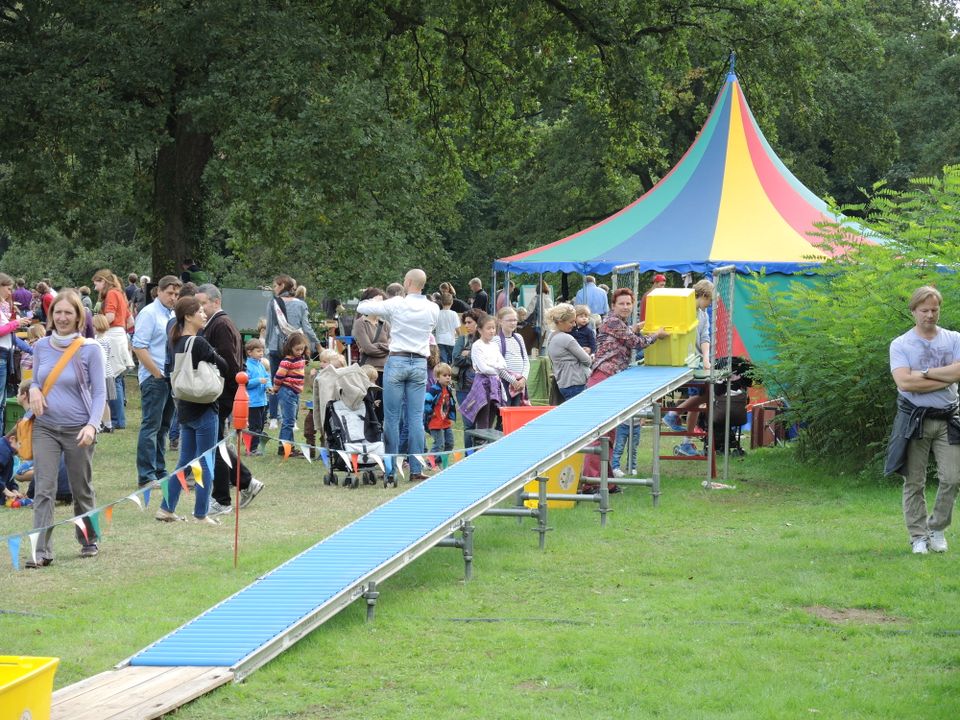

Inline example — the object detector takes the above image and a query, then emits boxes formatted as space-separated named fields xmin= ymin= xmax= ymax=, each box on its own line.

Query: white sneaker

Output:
xmin=929 ymin=530 xmax=948 ymax=553
xmin=912 ymin=538 xmax=929 ymax=555
xmin=193 ymin=515 xmax=221 ymax=526
xmin=611 ymin=468 xmax=625 ymax=478
xmin=268 ymin=419 xmax=279 ymax=430
xmin=207 ymin=499 xmax=233 ymax=517
xmin=239 ymin=478 xmax=264 ymax=509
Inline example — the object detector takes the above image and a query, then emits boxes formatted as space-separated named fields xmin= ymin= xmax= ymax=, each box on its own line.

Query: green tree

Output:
xmin=748 ymin=164 xmax=960 ymax=473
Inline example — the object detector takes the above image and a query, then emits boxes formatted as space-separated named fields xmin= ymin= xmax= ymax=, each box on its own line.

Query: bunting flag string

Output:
xmin=2 ymin=427 xmax=500 ymax=569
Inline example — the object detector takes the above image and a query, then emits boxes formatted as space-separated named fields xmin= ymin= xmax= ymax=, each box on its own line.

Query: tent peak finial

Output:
xmin=727 ymin=52 xmax=736 ymax=80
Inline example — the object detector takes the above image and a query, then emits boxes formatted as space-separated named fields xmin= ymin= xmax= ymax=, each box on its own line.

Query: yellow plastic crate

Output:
xmin=644 ymin=288 xmax=696 ymax=330
xmin=0 ymin=656 xmax=59 ymax=720
xmin=643 ymin=318 xmax=699 ymax=366
xmin=523 ymin=452 xmax=585 ymax=509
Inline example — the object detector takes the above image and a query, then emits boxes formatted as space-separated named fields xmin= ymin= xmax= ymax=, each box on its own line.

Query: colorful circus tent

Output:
xmin=494 ymin=62 xmax=876 ymax=362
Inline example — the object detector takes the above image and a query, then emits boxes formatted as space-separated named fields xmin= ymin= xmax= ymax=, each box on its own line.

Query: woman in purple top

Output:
xmin=27 ymin=290 xmax=106 ymax=567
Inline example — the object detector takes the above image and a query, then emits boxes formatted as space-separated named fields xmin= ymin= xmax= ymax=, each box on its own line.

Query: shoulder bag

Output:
xmin=171 ymin=335 xmax=224 ymax=404
xmin=17 ymin=338 xmax=85 ymax=460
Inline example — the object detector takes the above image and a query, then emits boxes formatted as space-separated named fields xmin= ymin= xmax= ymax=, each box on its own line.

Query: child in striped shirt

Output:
xmin=271 ymin=331 xmax=309 ymax=454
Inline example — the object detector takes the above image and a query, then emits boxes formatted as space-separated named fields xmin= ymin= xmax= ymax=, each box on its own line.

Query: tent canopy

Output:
xmin=495 ymin=68 xmax=874 ymax=277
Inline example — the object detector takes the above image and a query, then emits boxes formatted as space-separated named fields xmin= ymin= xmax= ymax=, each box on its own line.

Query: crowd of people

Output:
xmin=3 ymin=264 xmax=721 ymax=567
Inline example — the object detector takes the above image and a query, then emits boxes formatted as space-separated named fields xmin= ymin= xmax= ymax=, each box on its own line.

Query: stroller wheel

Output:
xmin=363 ymin=470 xmax=374 ymax=485
xmin=330 ymin=472 xmax=339 ymax=486
xmin=351 ymin=474 xmax=360 ymax=489
xmin=322 ymin=473 xmax=331 ymax=486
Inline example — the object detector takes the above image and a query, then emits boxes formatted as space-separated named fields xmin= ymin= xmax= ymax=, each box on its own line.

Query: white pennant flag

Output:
xmin=299 ymin=444 xmax=313 ymax=463
xmin=218 ymin=441 xmax=233 ymax=468
xmin=127 ymin=493 xmax=143 ymax=510
xmin=72 ymin=517 xmax=89 ymax=543
xmin=337 ymin=450 xmax=351 ymax=468
xmin=370 ymin=454 xmax=385 ymax=473
xmin=28 ymin=531 xmax=40 ymax=565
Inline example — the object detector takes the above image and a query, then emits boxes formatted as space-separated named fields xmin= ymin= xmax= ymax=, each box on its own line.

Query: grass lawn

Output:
xmin=2 ymin=377 xmax=958 ymax=718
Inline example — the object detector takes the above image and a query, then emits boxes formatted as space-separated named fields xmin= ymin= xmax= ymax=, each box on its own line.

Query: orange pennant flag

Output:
xmin=104 ymin=506 xmax=114 ymax=527
xmin=281 ymin=441 xmax=292 ymax=461
xmin=453 ymin=452 xmax=463 ymax=463
xmin=351 ymin=454 xmax=359 ymax=473
xmin=176 ymin=469 xmax=188 ymax=492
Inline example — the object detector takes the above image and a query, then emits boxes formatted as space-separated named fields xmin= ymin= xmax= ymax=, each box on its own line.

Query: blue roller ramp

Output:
xmin=127 ymin=365 xmax=691 ymax=679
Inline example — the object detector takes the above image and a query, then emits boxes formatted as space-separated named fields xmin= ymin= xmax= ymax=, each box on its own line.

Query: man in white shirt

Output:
xmin=356 ymin=269 xmax=439 ymax=481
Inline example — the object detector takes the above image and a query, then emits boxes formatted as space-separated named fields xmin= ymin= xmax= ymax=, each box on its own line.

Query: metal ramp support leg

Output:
xmin=599 ymin=436 xmax=612 ymax=527
xmin=364 ymin=582 xmax=379 ymax=623
xmin=533 ymin=476 xmax=552 ymax=550
xmin=436 ymin=521 xmax=476 ymax=581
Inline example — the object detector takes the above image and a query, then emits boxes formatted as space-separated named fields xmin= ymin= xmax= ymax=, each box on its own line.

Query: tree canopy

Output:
xmin=1 ymin=1 xmax=958 ymax=296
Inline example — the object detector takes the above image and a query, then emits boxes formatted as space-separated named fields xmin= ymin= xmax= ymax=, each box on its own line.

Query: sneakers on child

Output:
xmin=912 ymin=538 xmax=929 ymax=555
xmin=675 ymin=442 xmax=700 ymax=457
xmin=929 ymin=530 xmax=948 ymax=553
xmin=611 ymin=468 xmax=625 ymax=478
xmin=662 ymin=412 xmax=685 ymax=432
xmin=193 ymin=515 xmax=221 ymax=526
xmin=268 ymin=419 xmax=279 ymax=430
xmin=239 ymin=479 xmax=264 ymax=509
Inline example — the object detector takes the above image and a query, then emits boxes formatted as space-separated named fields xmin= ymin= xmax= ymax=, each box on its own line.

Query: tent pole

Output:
xmin=491 ymin=267 xmax=497 ymax=316
xmin=537 ymin=272 xmax=544 ymax=354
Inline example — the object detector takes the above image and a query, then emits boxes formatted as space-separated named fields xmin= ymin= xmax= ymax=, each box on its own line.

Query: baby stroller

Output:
xmin=323 ymin=396 xmax=385 ymax=488
xmin=312 ymin=365 xmax=385 ymax=489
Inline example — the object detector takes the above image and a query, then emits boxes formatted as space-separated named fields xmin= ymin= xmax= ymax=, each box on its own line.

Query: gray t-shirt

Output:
xmin=889 ymin=326 xmax=960 ymax=407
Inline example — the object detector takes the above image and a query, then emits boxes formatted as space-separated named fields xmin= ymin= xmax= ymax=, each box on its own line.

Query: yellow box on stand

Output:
xmin=644 ymin=288 xmax=696 ymax=330
xmin=643 ymin=319 xmax=699 ymax=366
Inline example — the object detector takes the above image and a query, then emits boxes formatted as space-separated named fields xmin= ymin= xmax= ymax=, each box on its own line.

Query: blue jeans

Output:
xmin=438 ymin=344 xmax=453 ymax=364
xmin=277 ymin=386 xmax=299 ymax=443
xmin=559 ymin=384 xmax=585 ymax=401
xmin=457 ymin=389 xmax=474 ymax=449
xmin=108 ymin=374 xmax=126 ymax=429
xmin=612 ymin=421 xmax=641 ymax=472
xmin=383 ymin=355 xmax=427 ymax=475
xmin=168 ymin=407 xmax=180 ymax=442
xmin=161 ymin=407 xmax=217 ymax=518
xmin=429 ymin=427 xmax=454 ymax=453
xmin=136 ymin=376 xmax=175 ymax=487
xmin=267 ymin=351 xmax=282 ymax=420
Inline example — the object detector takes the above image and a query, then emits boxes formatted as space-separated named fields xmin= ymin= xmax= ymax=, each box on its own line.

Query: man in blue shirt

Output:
xmin=573 ymin=275 xmax=609 ymax=323
xmin=132 ymin=275 xmax=181 ymax=488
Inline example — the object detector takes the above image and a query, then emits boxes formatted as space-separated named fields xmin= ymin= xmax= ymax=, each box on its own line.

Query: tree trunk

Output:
xmin=152 ymin=112 xmax=213 ymax=278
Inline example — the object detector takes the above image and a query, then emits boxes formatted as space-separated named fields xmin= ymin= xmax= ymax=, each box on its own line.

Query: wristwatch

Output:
xmin=922 ymin=368 xmax=930 ymax=378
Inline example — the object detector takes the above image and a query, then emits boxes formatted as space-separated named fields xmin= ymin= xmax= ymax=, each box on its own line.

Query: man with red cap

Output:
xmin=640 ymin=273 xmax=667 ymax=324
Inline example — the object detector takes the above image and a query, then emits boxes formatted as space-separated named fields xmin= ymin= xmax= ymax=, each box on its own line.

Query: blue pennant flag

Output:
xmin=319 ymin=447 xmax=330 ymax=467
xmin=7 ymin=535 xmax=21 ymax=571
xmin=143 ymin=488 xmax=151 ymax=507
xmin=465 ymin=448 xmax=476 ymax=456
xmin=202 ymin=448 xmax=216 ymax=476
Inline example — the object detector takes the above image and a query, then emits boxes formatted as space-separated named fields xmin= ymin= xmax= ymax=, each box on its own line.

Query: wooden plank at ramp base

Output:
xmin=51 ymin=666 xmax=232 ymax=720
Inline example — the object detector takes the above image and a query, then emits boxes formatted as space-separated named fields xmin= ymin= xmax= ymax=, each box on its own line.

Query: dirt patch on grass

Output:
xmin=804 ymin=605 xmax=906 ymax=624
